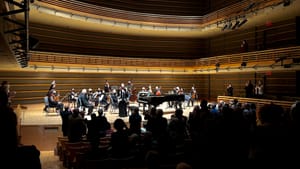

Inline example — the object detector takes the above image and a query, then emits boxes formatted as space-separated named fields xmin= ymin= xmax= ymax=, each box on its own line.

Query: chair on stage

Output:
xmin=44 ymin=96 xmax=57 ymax=114
xmin=109 ymin=94 xmax=119 ymax=114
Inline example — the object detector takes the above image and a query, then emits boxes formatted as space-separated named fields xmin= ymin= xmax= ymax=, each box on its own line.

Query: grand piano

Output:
xmin=137 ymin=92 xmax=185 ymax=113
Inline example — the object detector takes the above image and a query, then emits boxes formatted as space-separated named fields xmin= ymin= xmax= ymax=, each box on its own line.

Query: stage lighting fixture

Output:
xmin=232 ymin=20 xmax=240 ymax=30
xmin=227 ymin=22 xmax=233 ymax=29
xmin=222 ymin=23 xmax=228 ymax=31
xmin=238 ymin=17 xmax=248 ymax=27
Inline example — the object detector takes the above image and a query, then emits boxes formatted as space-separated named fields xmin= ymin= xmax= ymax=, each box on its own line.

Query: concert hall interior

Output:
xmin=1 ymin=0 xmax=300 ymax=169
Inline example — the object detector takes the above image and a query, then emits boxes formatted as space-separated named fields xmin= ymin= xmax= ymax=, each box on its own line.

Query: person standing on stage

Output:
xmin=104 ymin=80 xmax=111 ymax=94
xmin=187 ymin=86 xmax=197 ymax=107
xmin=78 ymin=89 xmax=94 ymax=115
xmin=226 ymin=83 xmax=233 ymax=96
xmin=118 ymin=83 xmax=129 ymax=117
xmin=255 ymin=80 xmax=264 ymax=98
xmin=43 ymin=80 xmax=56 ymax=112
xmin=245 ymin=80 xmax=254 ymax=98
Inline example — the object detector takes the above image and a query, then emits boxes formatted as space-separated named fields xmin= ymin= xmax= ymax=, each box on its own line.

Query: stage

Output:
xmin=16 ymin=101 xmax=196 ymax=126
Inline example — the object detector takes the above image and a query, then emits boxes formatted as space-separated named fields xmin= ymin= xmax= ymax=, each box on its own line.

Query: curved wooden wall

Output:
xmin=29 ymin=17 xmax=297 ymax=59
xmin=0 ymin=69 xmax=298 ymax=105
xmin=29 ymin=23 xmax=207 ymax=60
xmin=0 ymin=71 xmax=204 ymax=105
xmin=38 ymin=0 xmax=282 ymax=25
xmin=209 ymin=18 xmax=298 ymax=56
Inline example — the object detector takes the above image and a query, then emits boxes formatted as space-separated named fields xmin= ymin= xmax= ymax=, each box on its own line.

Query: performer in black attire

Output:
xmin=43 ymin=80 xmax=56 ymax=112
xmin=226 ymin=83 xmax=233 ymax=96
xmin=118 ymin=83 xmax=129 ymax=117
xmin=245 ymin=80 xmax=254 ymax=98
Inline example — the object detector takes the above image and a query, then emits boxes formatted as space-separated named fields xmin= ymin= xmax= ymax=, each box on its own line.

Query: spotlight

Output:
xmin=238 ymin=17 xmax=248 ymax=27
xmin=227 ymin=22 xmax=233 ymax=29
xmin=222 ymin=24 xmax=228 ymax=31
xmin=232 ymin=20 xmax=240 ymax=30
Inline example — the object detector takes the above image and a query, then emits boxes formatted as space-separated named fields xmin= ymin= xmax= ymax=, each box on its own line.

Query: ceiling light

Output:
xmin=238 ymin=17 xmax=248 ymax=27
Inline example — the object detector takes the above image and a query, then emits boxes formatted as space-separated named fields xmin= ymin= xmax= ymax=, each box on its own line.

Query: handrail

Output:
xmin=29 ymin=46 xmax=300 ymax=70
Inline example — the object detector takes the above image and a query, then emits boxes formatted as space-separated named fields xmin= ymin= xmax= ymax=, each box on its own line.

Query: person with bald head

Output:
xmin=78 ymin=88 xmax=94 ymax=115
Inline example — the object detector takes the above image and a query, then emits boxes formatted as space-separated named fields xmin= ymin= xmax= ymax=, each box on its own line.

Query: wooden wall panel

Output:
xmin=0 ymin=70 xmax=297 ymax=105
xmin=0 ymin=71 xmax=203 ymax=105
xmin=208 ymin=18 xmax=297 ymax=57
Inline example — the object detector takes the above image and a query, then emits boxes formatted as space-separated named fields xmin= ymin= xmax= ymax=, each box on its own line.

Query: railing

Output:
xmin=29 ymin=46 xmax=300 ymax=71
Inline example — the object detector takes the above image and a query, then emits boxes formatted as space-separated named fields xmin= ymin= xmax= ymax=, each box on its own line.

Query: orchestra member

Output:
xmin=43 ymin=80 xmax=56 ymax=112
xmin=78 ymin=89 xmax=94 ymax=115
xmin=154 ymin=86 xmax=161 ymax=96
xmin=104 ymin=80 xmax=111 ymax=94
xmin=226 ymin=83 xmax=233 ymax=96
xmin=48 ymin=90 xmax=64 ymax=113
xmin=245 ymin=80 xmax=254 ymax=98
xmin=137 ymin=87 xmax=150 ymax=112
xmin=126 ymin=80 xmax=133 ymax=100
xmin=148 ymin=85 xmax=153 ymax=95
xmin=118 ymin=83 xmax=129 ymax=117
xmin=175 ymin=87 xmax=183 ymax=109
xmin=97 ymin=89 xmax=110 ymax=111
xmin=87 ymin=88 xmax=94 ymax=102
xmin=187 ymin=86 xmax=197 ymax=107
xmin=68 ymin=88 xmax=78 ymax=108
xmin=255 ymin=80 xmax=264 ymax=98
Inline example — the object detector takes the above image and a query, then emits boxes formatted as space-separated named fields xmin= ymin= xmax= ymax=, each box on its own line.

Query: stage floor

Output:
xmin=16 ymin=101 xmax=196 ymax=126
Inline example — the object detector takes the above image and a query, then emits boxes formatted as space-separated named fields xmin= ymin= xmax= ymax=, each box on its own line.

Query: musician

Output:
xmin=137 ymin=87 xmax=151 ymax=109
xmin=110 ymin=89 xmax=119 ymax=109
xmin=43 ymin=80 xmax=56 ymax=112
xmin=126 ymin=80 xmax=133 ymax=100
xmin=93 ymin=88 xmax=102 ymax=107
xmin=48 ymin=90 xmax=64 ymax=113
xmin=118 ymin=83 xmax=129 ymax=117
xmin=78 ymin=89 xmax=94 ymax=115
xmin=97 ymin=89 xmax=110 ymax=111
xmin=154 ymin=86 xmax=161 ymax=96
xmin=226 ymin=83 xmax=233 ymax=96
xmin=174 ymin=87 xmax=183 ymax=109
xmin=187 ymin=86 xmax=197 ymax=107
xmin=68 ymin=88 xmax=78 ymax=108
xmin=104 ymin=80 xmax=111 ymax=94
xmin=148 ymin=85 xmax=153 ymax=95
xmin=168 ymin=87 xmax=177 ymax=108
xmin=87 ymin=88 xmax=94 ymax=102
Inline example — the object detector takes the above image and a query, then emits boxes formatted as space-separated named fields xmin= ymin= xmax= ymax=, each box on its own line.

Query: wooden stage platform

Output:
xmin=15 ymin=101 xmax=195 ymax=126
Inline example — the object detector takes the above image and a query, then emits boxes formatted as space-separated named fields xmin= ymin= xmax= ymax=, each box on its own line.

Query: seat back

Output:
xmin=44 ymin=96 xmax=49 ymax=106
